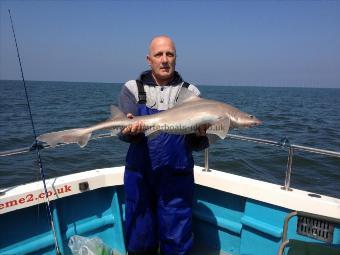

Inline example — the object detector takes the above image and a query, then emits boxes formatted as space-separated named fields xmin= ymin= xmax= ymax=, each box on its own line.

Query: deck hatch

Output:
xmin=297 ymin=215 xmax=334 ymax=243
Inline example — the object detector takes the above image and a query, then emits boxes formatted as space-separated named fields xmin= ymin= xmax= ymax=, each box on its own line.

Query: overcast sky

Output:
xmin=1 ymin=0 xmax=339 ymax=88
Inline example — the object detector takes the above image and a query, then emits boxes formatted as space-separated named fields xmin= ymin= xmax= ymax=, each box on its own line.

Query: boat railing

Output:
xmin=1 ymin=133 xmax=340 ymax=192
xmin=203 ymin=134 xmax=340 ymax=191
xmin=0 ymin=132 xmax=114 ymax=157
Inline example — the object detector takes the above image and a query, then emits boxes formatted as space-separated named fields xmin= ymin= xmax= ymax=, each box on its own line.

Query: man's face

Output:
xmin=147 ymin=37 xmax=176 ymax=84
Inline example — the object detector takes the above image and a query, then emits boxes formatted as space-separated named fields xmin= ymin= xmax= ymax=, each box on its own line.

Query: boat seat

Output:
xmin=277 ymin=211 xmax=340 ymax=255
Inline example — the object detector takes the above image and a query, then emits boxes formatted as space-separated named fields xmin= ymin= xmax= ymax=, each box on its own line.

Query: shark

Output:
xmin=37 ymin=88 xmax=261 ymax=148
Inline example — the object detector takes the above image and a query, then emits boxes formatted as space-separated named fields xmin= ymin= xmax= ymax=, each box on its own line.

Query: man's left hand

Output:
xmin=196 ymin=124 xmax=210 ymax=136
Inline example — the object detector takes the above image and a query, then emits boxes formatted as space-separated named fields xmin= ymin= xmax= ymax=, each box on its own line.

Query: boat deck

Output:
xmin=191 ymin=242 xmax=230 ymax=255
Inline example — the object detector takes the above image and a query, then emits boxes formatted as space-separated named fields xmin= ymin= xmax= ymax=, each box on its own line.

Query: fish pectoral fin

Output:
xmin=111 ymin=128 xmax=121 ymax=136
xmin=206 ymin=117 xmax=230 ymax=139
xmin=110 ymin=105 xmax=126 ymax=120
xmin=144 ymin=126 xmax=161 ymax=139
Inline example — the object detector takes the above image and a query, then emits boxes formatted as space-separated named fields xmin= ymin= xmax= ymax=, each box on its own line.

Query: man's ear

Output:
xmin=146 ymin=55 xmax=151 ymax=65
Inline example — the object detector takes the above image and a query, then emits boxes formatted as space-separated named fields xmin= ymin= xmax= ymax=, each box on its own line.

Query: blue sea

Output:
xmin=0 ymin=80 xmax=339 ymax=198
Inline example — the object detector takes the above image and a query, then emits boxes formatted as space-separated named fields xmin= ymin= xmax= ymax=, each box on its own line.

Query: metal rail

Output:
xmin=225 ymin=134 xmax=340 ymax=158
xmin=1 ymin=132 xmax=339 ymax=191
xmin=0 ymin=133 xmax=114 ymax=157
xmin=277 ymin=211 xmax=340 ymax=255
xmin=203 ymin=134 xmax=340 ymax=191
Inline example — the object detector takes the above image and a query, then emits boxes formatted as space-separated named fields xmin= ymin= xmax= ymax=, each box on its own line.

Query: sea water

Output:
xmin=0 ymin=80 xmax=339 ymax=197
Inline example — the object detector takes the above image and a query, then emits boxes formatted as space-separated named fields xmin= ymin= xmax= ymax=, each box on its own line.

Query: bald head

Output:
xmin=147 ymin=35 xmax=177 ymax=85
xmin=148 ymin=35 xmax=176 ymax=55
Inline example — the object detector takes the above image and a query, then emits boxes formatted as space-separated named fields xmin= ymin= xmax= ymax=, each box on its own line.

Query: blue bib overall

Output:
xmin=124 ymin=104 xmax=194 ymax=255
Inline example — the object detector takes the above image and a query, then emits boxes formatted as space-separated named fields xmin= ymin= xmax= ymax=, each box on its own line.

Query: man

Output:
xmin=119 ymin=35 xmax=209 ymax=255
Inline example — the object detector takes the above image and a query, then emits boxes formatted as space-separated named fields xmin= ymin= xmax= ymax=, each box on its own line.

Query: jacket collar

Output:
xmin=139 ymin=70 xmax=183 ymax=86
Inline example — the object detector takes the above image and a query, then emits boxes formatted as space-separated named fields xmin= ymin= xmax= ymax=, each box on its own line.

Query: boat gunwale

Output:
xmin=0 ymin=165 xmax=339 ymax=219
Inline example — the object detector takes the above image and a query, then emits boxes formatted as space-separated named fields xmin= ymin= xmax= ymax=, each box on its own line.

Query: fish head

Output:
xmin=230 ymin=111 xmax=262 ymax=128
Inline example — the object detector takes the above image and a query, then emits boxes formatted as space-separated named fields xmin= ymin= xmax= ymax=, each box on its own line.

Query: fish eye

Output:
xmin=249 ymin=115 xmax=254 ymax=118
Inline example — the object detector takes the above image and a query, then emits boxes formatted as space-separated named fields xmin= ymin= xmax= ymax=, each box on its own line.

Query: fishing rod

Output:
xmin=8 ymin=9 xmax=61 ymax=255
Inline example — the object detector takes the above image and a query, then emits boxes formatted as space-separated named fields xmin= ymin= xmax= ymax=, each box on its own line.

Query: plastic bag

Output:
xmin=68 ymin=235 xmax=112 ymax=255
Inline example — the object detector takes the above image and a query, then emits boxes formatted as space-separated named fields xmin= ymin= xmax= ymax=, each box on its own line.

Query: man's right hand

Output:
xmin=121 ymin=113 xmax=145 ymax=135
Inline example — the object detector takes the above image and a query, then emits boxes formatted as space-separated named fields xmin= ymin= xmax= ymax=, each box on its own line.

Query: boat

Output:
xmin=1 ymin=134 xmax=339 ymax=255
xmin=3 ymin=8 xmax=339 ymax=255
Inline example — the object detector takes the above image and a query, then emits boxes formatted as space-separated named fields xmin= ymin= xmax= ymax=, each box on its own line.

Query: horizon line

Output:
xmin=0 ymin=79 xmax=339 ymax=89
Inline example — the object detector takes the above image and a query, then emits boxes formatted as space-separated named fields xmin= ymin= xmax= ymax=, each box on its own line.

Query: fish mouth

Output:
xmin=251 ymin=120 xmax=262 ymax=127
xmin=246 ymin=120 xmax=262 ymax=128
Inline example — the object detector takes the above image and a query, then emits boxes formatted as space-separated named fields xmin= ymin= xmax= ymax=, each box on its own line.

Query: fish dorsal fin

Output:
xmin=175 ymin=87 xmax=201 ymax=105
xmin=110 ymin=105 xmax=126 ymax=120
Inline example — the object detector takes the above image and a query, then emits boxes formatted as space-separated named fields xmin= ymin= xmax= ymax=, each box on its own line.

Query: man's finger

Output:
xmin=121 ymin=119 xmax=145 ymax=135
xmin=122 ymin=126 xmax=131 ymax=135
xmin=196 ymin=124 xmax=210 ymax=136
xmin=135 ymin=121 xmax=145 ymax=133
xmin=196 ymin=127 xmax=203 ymax=136
xmin=131 ymin=123 xmax=138 ymax=133
xmin=199 ymin=127 xmax=206 ymax=136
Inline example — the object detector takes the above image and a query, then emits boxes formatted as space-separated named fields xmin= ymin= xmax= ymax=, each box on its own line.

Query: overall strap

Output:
xmin=182 ymin=81 xmax=190 ymax=88
xmin=175 ymin=81 xmax=191 ymax=103
xmin=136 ymin=80 xmax=146 ymax=104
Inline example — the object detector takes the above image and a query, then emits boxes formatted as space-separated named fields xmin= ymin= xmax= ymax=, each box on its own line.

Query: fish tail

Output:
xmin=37 ymin=128 xmax=92 ymax=148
